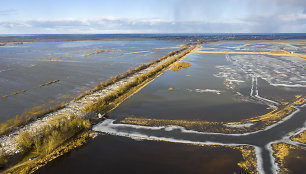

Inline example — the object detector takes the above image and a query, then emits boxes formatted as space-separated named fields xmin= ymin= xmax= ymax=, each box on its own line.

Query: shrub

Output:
xmin=17 ymin=131 xmax=34 ymax=153
xmin=171 ymin=61 xmax=192 ymax=72
xmin=0 ymin=149 xmax=7 ymax=168
xmin=16 ymin=114 xmax=91 ymax=155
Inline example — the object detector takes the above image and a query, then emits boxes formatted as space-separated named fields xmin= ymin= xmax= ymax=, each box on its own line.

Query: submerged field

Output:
xmin=0 ymin=40 xmax=182 ymax=122
xmin=91 ymin=40 xmax=306 ymax=174
xmin=110 ymin=52 xmax=270 ymax=123
xmin=1 ymin=39 xmax=306 ymax=174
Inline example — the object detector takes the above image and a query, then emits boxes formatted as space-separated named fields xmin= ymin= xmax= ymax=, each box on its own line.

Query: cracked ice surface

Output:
xmin=229 ymin=55 xmax=306 ymax=88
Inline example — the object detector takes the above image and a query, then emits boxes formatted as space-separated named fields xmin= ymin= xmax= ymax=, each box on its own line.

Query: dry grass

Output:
xmin=16 ymin=113 xmax=91 ymax=155
xmin=170 ymin=61 xmax=191 ymax=71
xmin=0 ymin=42 xmax=31 ymax=46
xmin=290 ymin=130 xmax=306 ymax=144
xmin=39 ymin=80 xmax=59 ymax=87
xmin=234 ymin=146 xmax=258 ymax=174
xmin=4 ymin=131 xmax=90 ymax=174
xmin=0 ymin=102 xmax=67 ymax=136
xmin=0 ymin=149 xmax=7 ymax=168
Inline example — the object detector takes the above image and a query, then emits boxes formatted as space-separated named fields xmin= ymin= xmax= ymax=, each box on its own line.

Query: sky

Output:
xmin=0 ymin=0 xmax=305 ymax=34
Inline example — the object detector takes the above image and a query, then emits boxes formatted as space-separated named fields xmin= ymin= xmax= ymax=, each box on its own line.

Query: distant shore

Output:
xmin=0 ymin=42 xmax=32 ymax=46
xmin=1 ymin=33 xmax=306 ymax=44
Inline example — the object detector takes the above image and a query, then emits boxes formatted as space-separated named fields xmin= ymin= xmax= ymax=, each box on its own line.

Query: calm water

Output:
xmin=0 ymin=40 xmax=183 ymax=122
xmin=111 ymin=53 xmax=269 ymax=122
xmin=36 ymin=134 xmax=245 ymax=174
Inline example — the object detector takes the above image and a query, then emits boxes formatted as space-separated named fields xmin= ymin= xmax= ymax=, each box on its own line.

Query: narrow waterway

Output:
xmin=92 ymin=106 xmax=306 ymax=174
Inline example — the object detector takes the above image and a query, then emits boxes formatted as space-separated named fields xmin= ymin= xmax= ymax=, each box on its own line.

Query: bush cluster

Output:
xmin=16 ymin=114 xmax=91 ymax=154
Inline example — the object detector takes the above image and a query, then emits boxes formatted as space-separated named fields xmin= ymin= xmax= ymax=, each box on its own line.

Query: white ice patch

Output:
xmin=227 ymin=79 xmax=245 ymax=83
xmin=229 ymin=54 xmax=306 ymax=87
xmin=224 ymin=122 xmax=255 ymax=128
xmin=271 ymin=83 xmax=306 ymax=88
xmin=187 ymin=88 xmax=223 ymax=95
xmin=254 ymin=95 xmax=280 ymax=106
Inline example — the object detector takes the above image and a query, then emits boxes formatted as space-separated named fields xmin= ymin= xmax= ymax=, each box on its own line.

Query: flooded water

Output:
xmin=111 ymin=53 xmax=269 ymax=122
xmin=4 ymin=40 xmax=306 ymax=174
xmin=0 ymin=40 xmax=183 ymax=122
xmin=36 ymin=134 xmax=246 ymax=174
xmin=285 ymin=148 xmax=306 ymax=174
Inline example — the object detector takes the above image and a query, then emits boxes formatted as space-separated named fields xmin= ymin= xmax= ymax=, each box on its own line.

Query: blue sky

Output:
xmin=0 ymin=0 xmax=305 ymax=34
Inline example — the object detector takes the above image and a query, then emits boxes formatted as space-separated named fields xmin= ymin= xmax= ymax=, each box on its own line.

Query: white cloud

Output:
xmin=245 ymin=13 xmax=306 ymax=33
xmin=0 ymin=14 xmax=305 ymax=34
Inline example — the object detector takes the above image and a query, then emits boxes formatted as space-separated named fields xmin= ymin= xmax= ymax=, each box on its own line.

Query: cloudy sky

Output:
xmin=0 ymin=0 xmax=305 ymax=34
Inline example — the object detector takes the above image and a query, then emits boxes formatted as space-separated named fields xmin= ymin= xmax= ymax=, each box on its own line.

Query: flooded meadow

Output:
xmin=1 ymin=40 xmax=305 ymax=174
xmin=0 ymin=40 xmax=182 ymax=122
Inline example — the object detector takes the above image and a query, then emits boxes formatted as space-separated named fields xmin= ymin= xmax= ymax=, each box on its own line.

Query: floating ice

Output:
xmin=187 ymin=88 xmax=223 ymax=95
xmin=224 ymin=122 xmax=255 ymax=128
